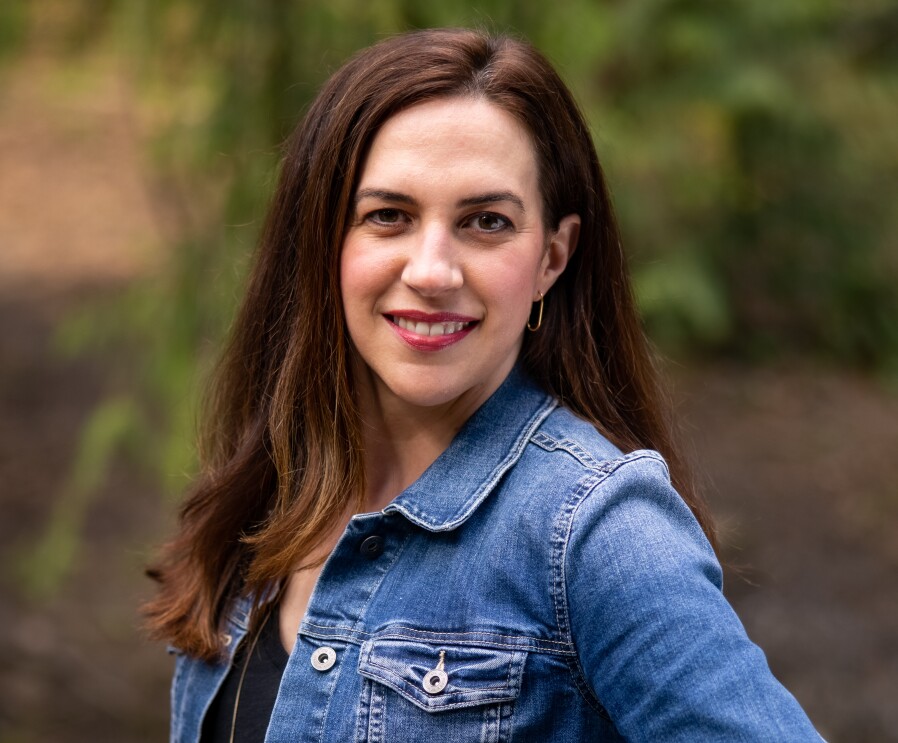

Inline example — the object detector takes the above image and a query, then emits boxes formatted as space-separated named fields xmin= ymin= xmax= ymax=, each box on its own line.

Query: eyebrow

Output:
xmin=353 ymin=189 xmax=416 ymax=207
xmin=458 ymin=191 xmax=526 ymax=212
xmin=353 ymin=188 xmax=526 ymax=213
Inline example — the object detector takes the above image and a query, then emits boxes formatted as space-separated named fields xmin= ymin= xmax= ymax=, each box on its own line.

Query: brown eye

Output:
xmin=371 ymin=209 xmax=402 ymax=224
xmin=474 ymin=213 xmax=510 ymax=232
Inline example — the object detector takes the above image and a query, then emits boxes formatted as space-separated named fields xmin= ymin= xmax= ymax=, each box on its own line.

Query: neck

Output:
xmin=353 ymin=368 xmax=494 ymax=511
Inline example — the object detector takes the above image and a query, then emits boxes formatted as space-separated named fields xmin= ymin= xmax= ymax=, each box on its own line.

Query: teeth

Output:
xmin=393 ymin=316 xmax=471 ymax=336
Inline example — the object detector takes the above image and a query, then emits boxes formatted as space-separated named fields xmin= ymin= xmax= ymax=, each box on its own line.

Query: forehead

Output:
xmin=356 ymin=97 xmax=540 ymax=199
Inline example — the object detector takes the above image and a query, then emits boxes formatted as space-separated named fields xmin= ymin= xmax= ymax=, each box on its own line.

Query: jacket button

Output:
xmin=311 ymin=646 xmax=337 ymax=671
xmin=423 ymin=668 xmax=448 ymax=694
xmin=359 ymin=535 xmax=384 ymax=559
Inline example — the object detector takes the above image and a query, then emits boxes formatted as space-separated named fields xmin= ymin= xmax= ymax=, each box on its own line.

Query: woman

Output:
xmin=146 ymin=28 xmax=823 ymax=742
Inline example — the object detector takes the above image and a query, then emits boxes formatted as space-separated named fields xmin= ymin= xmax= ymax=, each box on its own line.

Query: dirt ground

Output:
xmin=1 ymin=54 xmax=896 ymax=743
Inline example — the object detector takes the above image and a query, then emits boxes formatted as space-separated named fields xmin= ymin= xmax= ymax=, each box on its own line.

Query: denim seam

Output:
xmin=390 ymin=395 xmax=558 ymax=531
xmin=301 ymin=622 xmax=575 ymax=654
xmin=354 ymin=678 xmax=375 ymax=743
xmin=497 ymin=698 xmax=514 ymax=743
xmin=364 ymin=657 xmax=513 ymax=694
xmin=366 ymin=677 xmax=386 ymax=743
xmin=350 ymin=529 xmax=412 ymax=636
xmin=359 ymin=644 xmax=520 ymax=711
xmin=314 ymin=640 xmax=346 ymax=743
xmin=553 ymin=451 xmax=672 ymax=722
xmin=363 ymin=643 xmax=518 ymax=694
xmin=170 ymin=657 xmax=183 ymax=741
xmin=302 ymin=622 xmax=572 ymax=645
xmin=532 ymin=432 xmax=668 ymax=476
xmin=550 ymin=472 xmax=610 ymax=720
xmin=530 ymin=432 xmax=602 ymax=469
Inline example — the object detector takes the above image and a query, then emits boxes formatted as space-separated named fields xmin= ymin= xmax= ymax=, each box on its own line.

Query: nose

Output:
xmin=400 ymin=223 xmax=463 ymax=296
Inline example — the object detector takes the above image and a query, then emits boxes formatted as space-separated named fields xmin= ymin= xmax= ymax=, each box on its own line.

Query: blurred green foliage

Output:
xmin=94 ymin=0 xmax=898 ymax=366
xmin=18 ymin=397 xmax=140 ymax=599
xmin=8 ymin=0 xmax=898 ymax=590
xmin=0 ymin=0 xmax=26 ymax=63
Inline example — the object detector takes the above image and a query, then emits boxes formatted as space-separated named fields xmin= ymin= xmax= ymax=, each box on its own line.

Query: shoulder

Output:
xmin=531 ymin=406 xmax=628 ymax=465
xmin=534 ymin=411 xmax=823 ymax=741
xmin=508 ymin=403 xmax=711 ymax=570
xmin=525 ymin=405 xmax=676 ymax=504
xmin=521 ymin=402 xmax=718 ymax=590
xmin=531 ymin=406 xmax=670 ymax=479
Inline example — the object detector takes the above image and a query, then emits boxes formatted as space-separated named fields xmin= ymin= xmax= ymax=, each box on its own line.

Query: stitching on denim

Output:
xmin=314 ymin=640 xmax=345 ymax=743
xmin=550 ymin=474 xmax=595 ymax=642
xmin=355 ymin=678 xmax=373 ymax=743
xmin=552 ymin=454 xmax=670 ymax=720
xmin=497 ymin=699 xmax=514 ymax=743
xmin=559 ymin=439 xmax=601 ymax=468
xmin=390 ymin=395 xmax=557 ymax=530
xmin=364 ymin=656 xmax=512 ymax=694
xmin=178 ymin=631 xmax=249 ymax=742
xmin=304 ymin=620 xmax=362 ymax=634
xmin=359 ymin=646 xmax=522 ymax=712
xmin=409 ymin=636 xmax=562 ymax=653
xmin=364 ymin=647 xmax=523 ymax=694
xmin=304 ymin=629 xmax=575 ymax=656
xmin=372 ymin=634 xmax=573 ymax=656
xmin=483 ymin=702 xmax=499 ymax=743
xmin=552 ymin=471 xmax=612 ymax=718
xmin=497 ymin=655 xmax=524 ymax=743
xmin=368 ymin=678 xmax=385 ymax=743
xmin=372 ymin=627 xmax=569 ymax=646
xmin=362 ymin=670 xmax=518 ymax=713
xmin=532 ymin=431 xmax=668 ymax=478
xmin=530 ymin=431 xmax=557 ymax=450
xmin=301 ymin=621 xmax=573 ymax=651
xmin=507 ymin=650 xmax=524 ymax=699
xmin=170 ymin=656 xmax=184 ymax=740
xmin=348 ymin=529 xmax=411 ymax=636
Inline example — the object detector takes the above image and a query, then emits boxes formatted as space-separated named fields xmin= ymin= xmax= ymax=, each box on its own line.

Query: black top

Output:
xmin=201 ymin=611 xmax=289 ymax=742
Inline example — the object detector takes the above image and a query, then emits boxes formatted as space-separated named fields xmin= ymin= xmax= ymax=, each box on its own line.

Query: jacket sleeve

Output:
xmin=563 ymin=452 xmax=824 ymax=742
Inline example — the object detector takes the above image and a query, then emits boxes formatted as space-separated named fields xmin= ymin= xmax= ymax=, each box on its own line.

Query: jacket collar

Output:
xmin=383 ymin=366 xmax=556 ymax=532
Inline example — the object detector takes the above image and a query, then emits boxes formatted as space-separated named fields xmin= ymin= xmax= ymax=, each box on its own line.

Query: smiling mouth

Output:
xmin=387 ymin=315 xmax=476 ymax=337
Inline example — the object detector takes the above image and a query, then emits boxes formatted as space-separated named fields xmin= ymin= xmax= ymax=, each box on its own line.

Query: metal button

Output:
xmin=423 ymin=669 xmax=448 ymax=694
xmin=423 ymin=650 xmax=449 ymax=694
xmin=311 ymin=646 xmax=337 ymax=671
xmin=359 ymin=535 xmax=385 ymax=559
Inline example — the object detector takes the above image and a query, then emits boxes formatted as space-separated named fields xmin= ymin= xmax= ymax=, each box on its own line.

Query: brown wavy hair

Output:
xmin=144 ymin=27 xmax=715 ymax=661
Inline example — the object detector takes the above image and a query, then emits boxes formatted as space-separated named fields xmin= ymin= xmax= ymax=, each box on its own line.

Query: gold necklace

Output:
xmin=228 ymin=611 xmax=268 ymax=743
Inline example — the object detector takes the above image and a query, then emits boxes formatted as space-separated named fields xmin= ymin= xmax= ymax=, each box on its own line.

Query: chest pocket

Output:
xmin=356 ymin=637 xmax=526 ymax=743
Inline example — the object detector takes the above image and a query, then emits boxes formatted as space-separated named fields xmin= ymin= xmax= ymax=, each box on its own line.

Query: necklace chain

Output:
xmin=228 ymin=611 xmax=268 ymax=743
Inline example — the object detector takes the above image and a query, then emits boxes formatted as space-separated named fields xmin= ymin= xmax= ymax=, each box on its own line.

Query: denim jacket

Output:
xmin=170 ymin=367 xmax=822 ymax=742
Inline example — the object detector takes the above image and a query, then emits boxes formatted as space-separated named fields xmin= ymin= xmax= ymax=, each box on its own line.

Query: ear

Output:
xmin=538 ymin=213 xmax=580 ymax=295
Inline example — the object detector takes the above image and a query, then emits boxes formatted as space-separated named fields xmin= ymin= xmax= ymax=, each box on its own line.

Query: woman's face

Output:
xmin=341 ymin=97 xmax=578 ymax=415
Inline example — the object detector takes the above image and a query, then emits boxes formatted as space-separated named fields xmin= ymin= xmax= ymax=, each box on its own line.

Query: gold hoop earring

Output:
xmin=526 ymin=291 xmax=544 ymax=332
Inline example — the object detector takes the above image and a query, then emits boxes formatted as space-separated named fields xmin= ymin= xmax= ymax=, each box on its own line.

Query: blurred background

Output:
xmin=1 ymin=0 xmax=896 ymax=740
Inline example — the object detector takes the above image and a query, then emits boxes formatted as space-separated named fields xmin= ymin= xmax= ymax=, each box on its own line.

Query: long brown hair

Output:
xmin=144 ymin=28 xmax=715 ymax=661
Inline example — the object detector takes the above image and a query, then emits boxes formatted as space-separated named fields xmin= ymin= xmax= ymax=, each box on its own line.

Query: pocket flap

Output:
xmin=358 ymin=638 xmax=526 ymax=712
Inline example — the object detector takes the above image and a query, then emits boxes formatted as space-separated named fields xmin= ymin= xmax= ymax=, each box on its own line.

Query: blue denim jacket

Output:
xmin=170 ymin=368 xmax=822 ymax=742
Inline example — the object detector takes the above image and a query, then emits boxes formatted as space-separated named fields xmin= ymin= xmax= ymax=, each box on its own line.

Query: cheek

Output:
xmin=467 ymin=261 xmax=540 ymax=326
xmin=339 ymin=251 xmax=362 ymax=312
xmin=340 ymin=244 xmax=395 ymax=313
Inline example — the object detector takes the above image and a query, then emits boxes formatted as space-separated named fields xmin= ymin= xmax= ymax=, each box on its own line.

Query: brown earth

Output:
xmin=1 ymin=52 xmax=896 ymax=743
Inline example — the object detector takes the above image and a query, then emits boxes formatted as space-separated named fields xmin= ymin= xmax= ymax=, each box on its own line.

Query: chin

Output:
xmin=384 ymin=377 xmax=468 ymax=409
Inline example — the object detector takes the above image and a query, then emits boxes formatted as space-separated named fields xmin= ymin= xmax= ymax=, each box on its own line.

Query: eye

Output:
xmin=470 ymin=212 xmax=511 ymax=232
xmin=367 ymin=208 xmax=404 ymax=225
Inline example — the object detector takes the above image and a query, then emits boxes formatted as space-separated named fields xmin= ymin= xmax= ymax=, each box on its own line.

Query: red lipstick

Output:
xmin=384 ymin=310 xmax=478 ymax=351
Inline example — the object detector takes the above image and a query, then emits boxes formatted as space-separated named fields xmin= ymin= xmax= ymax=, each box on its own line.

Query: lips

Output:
xmin=385 ymin=310 xmax=478 ymax=351
xmin=391 ymin=316 xmax=472 ymax=336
